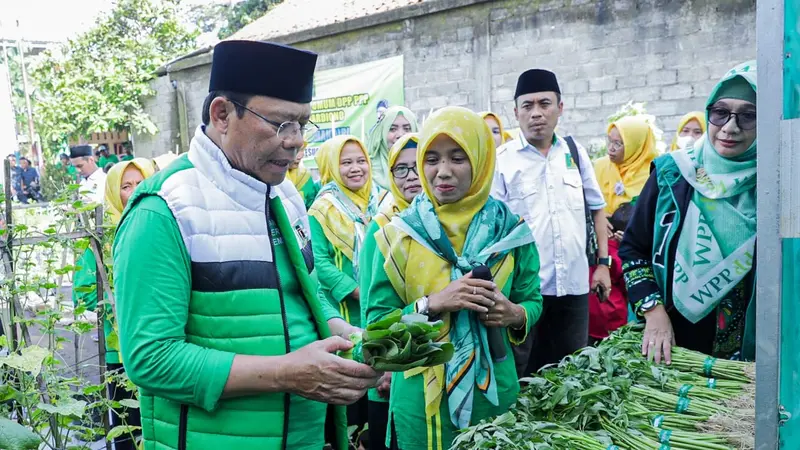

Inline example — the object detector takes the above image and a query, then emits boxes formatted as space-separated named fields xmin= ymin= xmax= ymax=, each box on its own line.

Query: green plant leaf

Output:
xmin=366 ymin=310 xmax=402 ymax=331
xmin=119 ymin=399 xmax=140 ymax=409
xmin=107 ymin=425 xmax=141 ymax=441
xmin=0 ymin=345 xmax=49 ymax=376
xmin=0 ymin=417 xmax=41 ymax=450
xmin=37 ymin=397 xmax=88 ymax=417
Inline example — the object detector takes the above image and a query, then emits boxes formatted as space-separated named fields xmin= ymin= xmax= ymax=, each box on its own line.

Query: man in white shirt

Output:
xmin=492 ymin=69 xmax=612 ymax=377
xmin=70 ymin=145 xmax=107 ymax=204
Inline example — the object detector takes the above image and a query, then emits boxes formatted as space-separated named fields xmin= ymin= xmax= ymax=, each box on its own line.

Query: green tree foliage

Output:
xmin=30 ymin=0 xmax=198 ymax=155
xmin=217 ymin=0 xmax=283 ymax=40
xmin=1 ymin=45 xmax=32 ymax=136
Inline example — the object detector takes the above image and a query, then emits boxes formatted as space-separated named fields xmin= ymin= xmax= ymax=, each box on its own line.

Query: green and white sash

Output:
xmin=671 ymin=138 xmax=756 ymax=323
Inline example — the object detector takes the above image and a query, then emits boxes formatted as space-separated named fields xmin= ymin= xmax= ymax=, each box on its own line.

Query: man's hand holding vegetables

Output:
xmin=224 ymin=336 xmax=381 ymax=406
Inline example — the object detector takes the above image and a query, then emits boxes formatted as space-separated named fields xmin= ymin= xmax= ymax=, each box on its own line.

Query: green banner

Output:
xmin=303 ymin=55 xmax=405 ymax=167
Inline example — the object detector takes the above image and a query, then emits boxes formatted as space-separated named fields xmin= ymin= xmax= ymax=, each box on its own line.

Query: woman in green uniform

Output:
xmin=364 ymin=106 xmax=544 ymax=450
xmin=105 ymin=158 xmax=156 ymax=449
xmin=359 ymin=132 xmax=421 ymax=449
xmin=287 ymin=143 xmax=319 ymax=209
xmin=309 ymin=135 xmax=381 ymax=430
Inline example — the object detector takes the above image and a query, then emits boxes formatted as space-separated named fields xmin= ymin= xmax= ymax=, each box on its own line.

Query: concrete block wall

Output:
xmin=133 ymin=75 xmax=177 ymax=158
xmin=134 ymin=0 xmax=756 ymax=157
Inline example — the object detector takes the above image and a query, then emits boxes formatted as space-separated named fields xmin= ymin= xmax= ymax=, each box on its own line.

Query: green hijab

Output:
xmin=670 ymin=61 xmax=757 ymax=327
xmin=367 ymin=106 xmax=419 ymax=190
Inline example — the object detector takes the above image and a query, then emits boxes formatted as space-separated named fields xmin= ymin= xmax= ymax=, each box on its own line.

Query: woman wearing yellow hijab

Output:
xmin=103 ymin=157 xmax=156 ymax=450
xmin=670 ymin=111 xmax=706 ymax=151
xmin=594 ymin=115 xmax=659 ymax=215
xmin=358 ymin=133 xmax=421 ymax=450
xmin=479 ymin=111 xmax=506 ymax=150
xmin=309 ymin=135 xmax=380 ymax=433
xmin=309 ymin=135 xmax=379 ymax=328
xmin=365 ymin=107 xmax=543 ymax=450
xmin=286 ymin=143 xmax=319 ymax=209
xmin=105 ymin=158 xmax=157 ymax=224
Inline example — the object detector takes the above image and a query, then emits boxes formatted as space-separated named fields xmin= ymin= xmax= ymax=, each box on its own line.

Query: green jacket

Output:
xmin=309 ymin=215 xmax=361 ymax=328
xmin=365 ymin=240 xmax=543 ymax=449
xmin=113 ymin=128 xmax=348 ymax=450
xmin=298 ymin=177 xmax=320 ymax=210
xmin=72 ymin=248 xmax=120 ymax=364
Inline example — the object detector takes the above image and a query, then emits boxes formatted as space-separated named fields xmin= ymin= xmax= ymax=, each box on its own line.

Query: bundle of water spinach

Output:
xmin=340 ymin=310 xmax=455 ymax=371
xmin=452 ymin=325 xmax=755 ymax=450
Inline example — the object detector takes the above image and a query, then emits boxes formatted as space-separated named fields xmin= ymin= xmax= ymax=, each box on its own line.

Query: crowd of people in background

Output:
xmin=41 ymin=39 xmax=757 ymax=450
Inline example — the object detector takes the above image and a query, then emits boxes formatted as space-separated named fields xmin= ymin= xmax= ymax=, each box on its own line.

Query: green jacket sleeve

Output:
xmin=359 ymin=221 xmax=381 ymax=327
xmin=364 ymin=244 xmax=419 ymax=326
xmin=72 ymin=248 xmax=98 ymax=310
xmin=308 ymin=267 xmax=343 ymax=321
xmin=113 ymin=196 xmax=234 ymax=412
xmin=507 ymin=242 xmax=544 ymax=344
xmin=301 ymin=180 xmax=320 ymax=210
xmin=309 ymin=215 xmax=358 ymax=303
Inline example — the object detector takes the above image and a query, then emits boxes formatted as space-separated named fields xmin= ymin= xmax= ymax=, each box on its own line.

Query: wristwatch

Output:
xmin=597 ymin=256 xmax=613 ymax=268
xmin=417 ymin=296 xmax=430 ymax=316
xmin=638 ymin=297 xmax=662 ymax=315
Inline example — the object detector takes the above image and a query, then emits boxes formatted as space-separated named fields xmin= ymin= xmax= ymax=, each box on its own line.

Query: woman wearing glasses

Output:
xmin=358 ymin=133 xmax=421 ymax=450
xmin=619 ymin=61 xmax=758 ymax=364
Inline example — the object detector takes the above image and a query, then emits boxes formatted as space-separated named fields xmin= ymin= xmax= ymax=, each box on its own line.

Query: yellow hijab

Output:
xmin=104 ymin=158 xmax=156 ymax=225
xmin=309 ymin=135 xmax=375 ymax=262
xmin=479 ymin=111 xmax=505 ymax=149
xmin=594 ymin=115 xmax=658 ymax=214
xmin=670 ymin=111 xmax=706 ymax=151
xmin=375 ymin=133 xmax=419 ymax=227
xmin=421 ymin=107 xmax=496 ymax=252
xmin=286 ymin=143 xmax=312 ymax=189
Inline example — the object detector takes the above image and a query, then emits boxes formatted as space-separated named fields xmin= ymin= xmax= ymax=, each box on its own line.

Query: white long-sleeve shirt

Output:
xmin=492 ymin=133 xmax=605 ymax=297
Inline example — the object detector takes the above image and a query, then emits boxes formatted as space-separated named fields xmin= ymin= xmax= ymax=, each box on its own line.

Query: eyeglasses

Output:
xmin=706 ymin=106 xmax=757 ymax=130
xmin=391 ymin=164 xmax=418 ymax=179
xmin=229 ymin=100 xmax=320 ymax=142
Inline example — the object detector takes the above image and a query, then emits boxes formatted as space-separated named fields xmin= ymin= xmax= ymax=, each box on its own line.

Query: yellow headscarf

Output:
xmin=594 ymin=115 xmax=658 ymax=214
xmin=286 ymin=142 xmax=312 ymax=189
xmin=375 ymin=133 xmax=419 ymax=227
xmin=314 ymin=140 xmax=334 ymax=186
xmin=309 ymin=135 xmax=375 ymax=262
xmin=104 ymin=158 xmax=156 ymax=225
xmin=502 ymin=130 xmax=514 ymax=143
xmin=479 ymin=111 xmax=505 ymax=150
xmin=420 ymin=107 xmax=496 ymax=253
xmin=670 ymin=111 xmax=706 ymax=151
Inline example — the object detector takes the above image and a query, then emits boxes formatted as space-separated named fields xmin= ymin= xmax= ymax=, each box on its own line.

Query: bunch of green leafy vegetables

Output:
xmin=341 ymin=310 xmax=455 ymax=371
xmin=451 ymin=325 xmax=754 ymax=450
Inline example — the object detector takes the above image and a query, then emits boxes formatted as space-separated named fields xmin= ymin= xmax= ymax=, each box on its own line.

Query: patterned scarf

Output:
xmin=671 ymin=61 xmax=757 ymax=326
